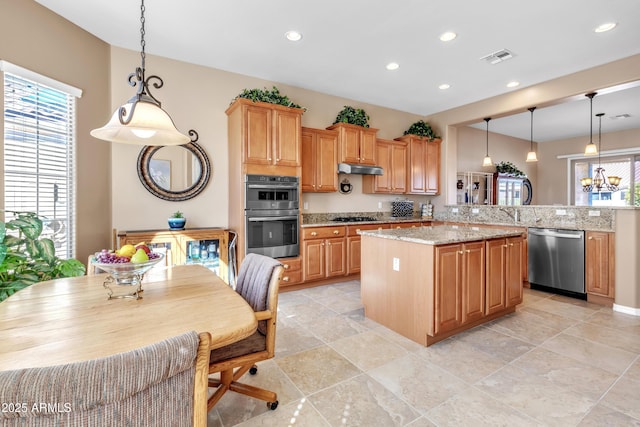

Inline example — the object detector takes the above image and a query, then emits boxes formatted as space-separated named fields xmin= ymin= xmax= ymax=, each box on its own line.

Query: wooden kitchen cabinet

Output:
xmin=362 ymin=139 xmax=407 ymax=194
xmin=226 ymin=98 xmax=303 ymax=168
xmin=586 ymin=231 xmax=615 ymax=302
xmin=346 ymin=223 xmax=390 ymax=275
xmin=434 ymin=241 xmax=485 ymax=334
xmin=301 ymin=127 xmax=338 ymax=192
xmin=394 ymin=135 xmax=441 ymax=195
xmin=302 ymin=226 xmax=347 ymax=281
xmin=279 ymin=256 xmax=302 ymax=287
xmin=486 ymin=235 xmax=524 ymax=315
xmin=117 ymin=228 xmax=229 ymax=283
xmin=326 ymin=123 xmax=378 ymax=165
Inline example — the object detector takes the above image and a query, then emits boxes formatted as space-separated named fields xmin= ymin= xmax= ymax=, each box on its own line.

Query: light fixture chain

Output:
xmin=140 ymin=0 xmax=146 ymax=70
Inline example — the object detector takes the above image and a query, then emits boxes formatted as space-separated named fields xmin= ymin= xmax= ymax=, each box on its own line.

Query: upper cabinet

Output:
xmin=326 ymin=123 xmax=378 ymax=165
xmin=301 ymin=127 xmax=338 ymax=192
xmin=363 ymin=139 xmax=407 ymax=194
xmin=394 ymin=135 xmax=441 ymax=195
xmin=226 ymin=98 xmax=303 ymax=168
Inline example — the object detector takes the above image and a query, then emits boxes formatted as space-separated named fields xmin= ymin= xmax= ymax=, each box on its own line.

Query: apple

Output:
xmin=135 ymin=244 xmax=151 ymax=254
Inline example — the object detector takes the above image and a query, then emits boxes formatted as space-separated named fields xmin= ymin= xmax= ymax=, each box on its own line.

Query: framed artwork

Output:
xmin=149 ymin=159 xmax=171 ymax=191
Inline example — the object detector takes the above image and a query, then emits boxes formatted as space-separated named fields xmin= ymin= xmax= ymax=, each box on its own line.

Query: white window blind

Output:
xmin=3 ymin=68 xmax=79 ymax=259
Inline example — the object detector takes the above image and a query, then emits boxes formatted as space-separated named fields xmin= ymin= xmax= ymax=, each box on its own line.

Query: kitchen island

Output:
xmin=359 ymin=225 xmax=526 ymax=346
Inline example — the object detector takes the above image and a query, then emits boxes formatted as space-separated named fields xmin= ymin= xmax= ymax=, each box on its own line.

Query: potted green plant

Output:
xmin=333 ymin=106 xmax=370 ymax=128
xmin=0 ymin=211 xmax=86 ymax=302
xmin=168 ymin=211 xmax=187 ymax=230
xmin=403 ymin=120 xmax=440 ymax=140
xmin=495 ymin=161 xmax=526 ymax=177
xmin=231 ymin=86 xmax=304 ymax=110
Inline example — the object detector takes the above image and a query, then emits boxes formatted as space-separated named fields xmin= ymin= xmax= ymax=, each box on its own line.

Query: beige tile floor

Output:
xmin=207 ymin=281 xmax=640 ymax=427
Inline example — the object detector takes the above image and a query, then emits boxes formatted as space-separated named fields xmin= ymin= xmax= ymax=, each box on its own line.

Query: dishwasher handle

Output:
xmin=528 ymin=229 xmax=583 ymax=239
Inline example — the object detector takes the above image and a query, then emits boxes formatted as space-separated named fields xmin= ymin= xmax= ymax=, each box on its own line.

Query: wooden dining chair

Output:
xmin=0 ymin=331 xmax=211 ymax=427
xmin=207 ymin=253 xmax=284 ymax=411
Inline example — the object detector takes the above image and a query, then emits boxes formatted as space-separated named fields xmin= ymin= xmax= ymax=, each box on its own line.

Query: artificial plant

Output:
xmin=231 ymin=86 xmax=304 ymax=109
xmin=403 ymin=120 xmax=440 ymax=140
xmin=333 ymin=106 xmax=370 ymax=128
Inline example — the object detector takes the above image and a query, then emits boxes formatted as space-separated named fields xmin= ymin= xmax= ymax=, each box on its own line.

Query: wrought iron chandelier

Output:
xmin=90 ymin=0 xmax=189 ymax=145
xmin=580 ymin=112 xmax=622 ymax=192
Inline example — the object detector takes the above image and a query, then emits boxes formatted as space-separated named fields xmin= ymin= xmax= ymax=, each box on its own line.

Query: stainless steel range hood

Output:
xmin=337 ymin=163 xmax=384 ymax=176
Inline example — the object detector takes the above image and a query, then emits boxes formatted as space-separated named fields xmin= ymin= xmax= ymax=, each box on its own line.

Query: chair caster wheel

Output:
xmin=267 ymin=401 xmax=278 ymax=410
xmin=249 ymin=366 xmax=258 ymax=375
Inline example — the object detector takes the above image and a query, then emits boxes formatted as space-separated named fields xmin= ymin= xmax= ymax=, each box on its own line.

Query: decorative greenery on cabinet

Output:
xmin=495 ymin=161 xmax=526 ymax=177
xmin=231 ymin=86 xmax=304 ymax=110
xmin=403 ymin=120 xmax=440 ymax=140
xmin=333 ymin=106 xmax=370 ymax=128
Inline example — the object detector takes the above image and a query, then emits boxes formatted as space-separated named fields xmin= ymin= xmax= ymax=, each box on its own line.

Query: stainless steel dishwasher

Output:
xmin=528 ymin=228 xmax=585 ymax=296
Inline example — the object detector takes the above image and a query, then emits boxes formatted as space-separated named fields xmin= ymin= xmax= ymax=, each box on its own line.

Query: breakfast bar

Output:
xmin=359 ymin=225 xmax=526 ymax=346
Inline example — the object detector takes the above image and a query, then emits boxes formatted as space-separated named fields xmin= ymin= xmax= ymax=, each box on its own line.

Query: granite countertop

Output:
xmin=358 ymin=225 xmax=524 ymax=245
xmin=301 ymin=216 xmax=435 ymax=228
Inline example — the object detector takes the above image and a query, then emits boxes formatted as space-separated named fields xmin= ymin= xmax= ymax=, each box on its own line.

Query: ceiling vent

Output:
xmin=480 ymin=49 xmax=514 ymax=64
xmin=610 ymin=114 xmax=631 ymax=120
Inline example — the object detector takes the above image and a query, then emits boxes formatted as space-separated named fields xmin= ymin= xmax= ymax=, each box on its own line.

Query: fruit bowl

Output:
xmin=91 ymin=252 xmax=165 ymax=299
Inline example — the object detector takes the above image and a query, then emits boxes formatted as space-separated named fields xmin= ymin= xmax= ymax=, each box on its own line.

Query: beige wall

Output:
xmin=537 ymin=128 xmax=640 ymax=205
xmin=0 ymin=0 xmax=112 ymax=264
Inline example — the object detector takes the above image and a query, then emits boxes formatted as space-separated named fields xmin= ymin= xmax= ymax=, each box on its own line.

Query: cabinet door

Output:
xmin=463 ymin=241 xmax=485 ymax=323
xmin=244 ymin=105 xmax=272 ymax=165
xmin=391 ymin=142 xmax=407 ymax=193
xmin=303 ymin=239 xmax=325 ymax=281
xmin=359 ymin=129 xmax=377 ymax=165
xmin=373 ymin=141 xmax=392 ymax=193
xmin=407 ymin=138 xmax=426 ymax=193
xmin=586 ymin=231 xmax=612 ymax=297
xmin=425 ymin=139 xmax=440 ymax=194
xmin=506 ymin=236 xmax=524 ymax=307
xmin=316 ymin=132 xmax=338 ymax=191
xmin=347 ymin=236 xmax=361 ymax=275
xmin=301 ymin=130 xmax=316 ymax=192
xmin=326 ymin=237 xmax=346 ymax=277
xmin=339 ymin=126 xmax=361 ymax=164
xmin=274 ymin=109 xmax=301 ymax=166
xmin=435 ymin=244 xmax=463 ymax=334
xmin=485 ymin=239 xmax=507 ymax=315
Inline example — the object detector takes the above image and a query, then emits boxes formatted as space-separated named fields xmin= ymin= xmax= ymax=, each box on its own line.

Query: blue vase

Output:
xmin=168 ymin=217 xmax=186 ymax=230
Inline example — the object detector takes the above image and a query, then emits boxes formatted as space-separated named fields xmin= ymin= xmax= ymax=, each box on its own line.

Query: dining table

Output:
xmin=0 ymin=264 xmax=258 ymax=371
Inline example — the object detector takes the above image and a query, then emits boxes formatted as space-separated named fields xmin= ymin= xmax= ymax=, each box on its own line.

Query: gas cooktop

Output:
xmin=331 ymin=216 xmax=377 ymax=222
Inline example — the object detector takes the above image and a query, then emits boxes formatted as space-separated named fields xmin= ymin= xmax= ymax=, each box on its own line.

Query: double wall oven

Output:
xmin=245 ymin=174 xmax=299 ymax=259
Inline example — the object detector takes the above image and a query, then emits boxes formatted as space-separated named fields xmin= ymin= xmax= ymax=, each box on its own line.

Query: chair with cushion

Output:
xmin=207 ymin=253 xmax=283 ymax=411
xmin=0 ymin=331 xmax=211 ymax=427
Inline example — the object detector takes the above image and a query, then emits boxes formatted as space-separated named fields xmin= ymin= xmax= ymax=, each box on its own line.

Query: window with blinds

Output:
xmin=3 ymin=72 xmax=76 ymax=258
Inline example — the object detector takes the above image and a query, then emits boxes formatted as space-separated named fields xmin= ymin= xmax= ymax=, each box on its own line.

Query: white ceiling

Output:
xmin=35 ymin=0 xmax=640 ymax=142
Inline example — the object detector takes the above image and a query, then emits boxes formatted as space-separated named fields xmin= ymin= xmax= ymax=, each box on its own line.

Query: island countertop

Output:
xmin=358 ymin=224 xmax=524 ymax=245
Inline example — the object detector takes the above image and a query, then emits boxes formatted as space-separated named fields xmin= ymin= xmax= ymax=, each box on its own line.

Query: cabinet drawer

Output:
xmin=303 ymin=226 xmax=346 ymax=239
xmin=390 ymin=222 xmax=423 ymax=229
xmin=347 ymin=223 xmax=388 ymax=237
xmin=280 ymin=257 xmax=302 ymax=272
xmin=281 ymin=270 xmax=303 ymax=286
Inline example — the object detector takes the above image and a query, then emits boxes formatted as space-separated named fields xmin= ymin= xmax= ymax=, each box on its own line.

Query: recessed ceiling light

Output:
xmin=438 ymin=83 xmax=450 ymax=90
xmin=386 ymin=62 xmax=399 ymax=71
xmin=506 ymin=81 xmax=520 ymax=88
xmin=594 ymin=22 xmax=617 ymax=33
xmin=439 ymin=32 xmax=457 ymax=42
xmin=285 ymin=30 xmax=303 ymax=41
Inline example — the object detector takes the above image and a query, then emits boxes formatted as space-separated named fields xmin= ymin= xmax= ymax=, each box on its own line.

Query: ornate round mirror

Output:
xmin=137 ymin=130 xmax=211 ymax=201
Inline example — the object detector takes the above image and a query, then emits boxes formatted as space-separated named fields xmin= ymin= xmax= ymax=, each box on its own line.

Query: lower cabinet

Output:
xmin=346 ymin=223 xmax=390 ymax=275
xmin=486 ymin=236 xmax=524 ymax=315
xmin=434 ymin=241 xmax=485 ymax=334
xmin=586 ymin=231 xmax=615 ymax=300
xmin=279 ymin=257 xmax=302 ymax=287
xmin=302 ymin=226 xmax=347 ymax=281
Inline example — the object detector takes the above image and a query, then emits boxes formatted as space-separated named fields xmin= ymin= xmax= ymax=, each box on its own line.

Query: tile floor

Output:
xmin=207 ymin=281 xmax=640 ymax=427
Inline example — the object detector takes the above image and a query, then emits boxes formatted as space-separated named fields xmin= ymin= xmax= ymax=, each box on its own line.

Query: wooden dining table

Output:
xmin=0 ymin=264 xmax=257 ymax=371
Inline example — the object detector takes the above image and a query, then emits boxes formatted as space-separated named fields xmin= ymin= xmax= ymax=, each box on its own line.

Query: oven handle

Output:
xmin=246 ymin=184 xmax=299 ymax=190
xmin=247 ymin=216 xmax=298 ymax=222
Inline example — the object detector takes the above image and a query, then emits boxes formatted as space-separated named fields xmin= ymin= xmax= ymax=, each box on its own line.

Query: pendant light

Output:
xmin=90 ymin=0 xmax=190 ymax=146
xmin=583 ymin=93 xmax=598 ymax=156
xmin=482 ymin=118 xmax=493 ymax=167
xmin=581 ymin=113 xmax=621 ymax=192
xmin=526 ymin=107 xmax=538 ymax=162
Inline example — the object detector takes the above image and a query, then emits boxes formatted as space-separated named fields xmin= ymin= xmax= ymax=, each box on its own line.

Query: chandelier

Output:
xmin=90 ymin=0 xmax=190 ymax=145
xmin=580 ymin=112 xmax=621 ymax=192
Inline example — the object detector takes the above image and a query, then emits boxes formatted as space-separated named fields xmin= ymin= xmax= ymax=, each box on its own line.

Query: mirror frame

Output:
xmin=137 ymin=130 xmax=211 ymax=201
